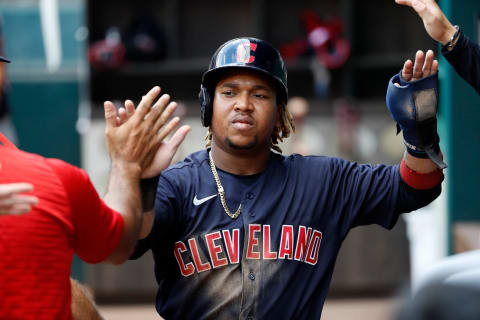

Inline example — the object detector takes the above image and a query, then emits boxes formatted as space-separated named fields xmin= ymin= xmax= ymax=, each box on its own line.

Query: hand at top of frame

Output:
xmin=395 ymin=0 xmax=457 ymax=45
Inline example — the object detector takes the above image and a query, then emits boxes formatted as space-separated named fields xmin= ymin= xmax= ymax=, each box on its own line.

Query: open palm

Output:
xmin=113 ymin=96 xmax=190 ymax=178
xmin=141 ymin=124 xmax=190 ymax=178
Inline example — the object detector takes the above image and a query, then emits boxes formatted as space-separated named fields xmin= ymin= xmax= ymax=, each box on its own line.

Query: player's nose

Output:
xmin=233 ymin=91 xmax=253 ymax=112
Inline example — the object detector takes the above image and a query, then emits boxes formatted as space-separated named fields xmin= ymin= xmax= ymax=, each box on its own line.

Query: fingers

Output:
xmin=432 ymin=59 xmax=439 ymax=74
xmin=118 ymin=107 xmax=127 ymax=124
xmin=411 ymin=0 xmax=427 ymax=15
xmin=0 ymin=191 xmax=38 ymax=215
xmin=155 ymin=117 xmax=181 ymax=145
xmin=402 ymin=50 xmax=437 ymax=83
xmin=395 ymin=0 xmax=412 ymax=7
xmin=132 ymin=86 xmax=161 ymax=123
xmin=395 ymin=0 xmax=427 ymax=13
xmin=167 ymin=125 xmax=191 ymax=153
xmin=146 ymin=94 xmax=172 ymax=125
xmin=104 ymin=101 xmax=118 ymax=129
xmin=0 ymin=194 xmax=38 ymax=206
xmin=412 ymin=50 xmax=425 ymax=81
xmin=116 ymin=101 xmax=138 ymax=126
xmin=0 ymin=183 xmax=34 ymax=197
xmin=125 ymin=100 xmax=135 ymax=118
xmin=0 ymin=203 xmax=34 ymax=215
xmin=151 ymin=100 xmax=177 ymax=133
xmin=422 ymin=49 xmax=435 ymax=76
xmin=402 ymin=59 xmax=413 ymax=81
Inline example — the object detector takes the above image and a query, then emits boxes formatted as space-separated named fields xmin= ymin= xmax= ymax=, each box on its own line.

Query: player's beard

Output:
xmin=225 ymin=136 xmax=257 ymax=150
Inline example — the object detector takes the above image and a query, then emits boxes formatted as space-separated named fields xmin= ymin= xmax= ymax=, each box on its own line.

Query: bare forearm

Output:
xmin=71 ymin=279 xmax=103 ymax=320
xmin=103 ymin=162 xmax=143 ymax=264
xmin=403 ymin=151 xmax=440 ymax=173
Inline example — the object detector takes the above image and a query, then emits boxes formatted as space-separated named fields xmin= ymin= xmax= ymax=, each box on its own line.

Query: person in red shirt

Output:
xmin=0 ymin=82 xmax=190 ymax=319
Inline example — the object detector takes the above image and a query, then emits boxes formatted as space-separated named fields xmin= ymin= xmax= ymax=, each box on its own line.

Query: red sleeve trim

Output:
xmin=400 ymin=159 xmax=444 ymax=190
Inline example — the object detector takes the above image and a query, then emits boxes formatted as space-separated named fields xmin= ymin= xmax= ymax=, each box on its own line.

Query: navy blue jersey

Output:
xmin=132 ymin=149 xmax=434 ymax=319
xmin=442 ymin=32 xmax=480 ymax=95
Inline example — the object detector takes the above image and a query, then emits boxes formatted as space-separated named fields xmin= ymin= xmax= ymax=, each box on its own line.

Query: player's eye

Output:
xmin=253 ymin=93 xmax=269 ymax=99
xmin=222 ymin=90 xmax=235 ymax=96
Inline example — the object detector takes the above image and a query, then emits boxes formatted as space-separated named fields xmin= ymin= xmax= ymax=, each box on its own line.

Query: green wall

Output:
xmin=438 ymin=0 xmax=480 ymax=252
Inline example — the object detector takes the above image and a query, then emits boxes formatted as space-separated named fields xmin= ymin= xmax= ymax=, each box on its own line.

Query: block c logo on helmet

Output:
xmin=236 ymin=41 xmax=257 ymax=64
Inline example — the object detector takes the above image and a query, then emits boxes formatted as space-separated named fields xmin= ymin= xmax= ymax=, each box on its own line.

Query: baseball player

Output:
xmin=127 ymin=38 xmax=444 ymax=319
xmin=0 ymin=75 xmax=189 ymax=319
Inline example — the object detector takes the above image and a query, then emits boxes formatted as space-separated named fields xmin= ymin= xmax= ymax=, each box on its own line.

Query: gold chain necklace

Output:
xmin=208 ymin=150 xmax=242 ymax=219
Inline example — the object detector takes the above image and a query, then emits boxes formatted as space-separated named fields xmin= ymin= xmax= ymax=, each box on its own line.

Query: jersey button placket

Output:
xmin=244 ymin=192 xmax=256 ymax=216
xmin=240 ymin=194 xmax=259 ymax=320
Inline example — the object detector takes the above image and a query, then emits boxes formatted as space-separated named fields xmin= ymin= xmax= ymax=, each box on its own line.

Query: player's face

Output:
xmin=211 ymin=70 xmax=280 ymax=152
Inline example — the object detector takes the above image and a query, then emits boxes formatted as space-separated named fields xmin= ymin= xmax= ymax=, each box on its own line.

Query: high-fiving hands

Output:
xmin=395 ymin=0 xmax=457 ymax=45
xmin=104 ymin=86 xmax=190 ymax=178
xmin=0 ymin=183 xmax=38 ymax=215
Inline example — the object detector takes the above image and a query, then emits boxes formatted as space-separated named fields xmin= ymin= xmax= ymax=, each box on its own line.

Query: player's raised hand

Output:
xmin=104 ymin=87 xmax=190 ymax=178
xmin=401 ymin=49 xmax=438 ymax=82
xmin=0 ymin=183 xmax=38 ymax=215
xmin=104 ymin=86 xmax=172 ymax=172
xmin=395 ymin=0 xmax=457 ymax=45
xmin=141 ymin=121 xmax=190 ymax=178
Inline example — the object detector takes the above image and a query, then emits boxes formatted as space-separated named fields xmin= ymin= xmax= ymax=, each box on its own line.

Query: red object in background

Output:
xmin=88 ymin=27 xmax=126 ymax=70
xmin=280 ymin=10 xmax=351 ymax=69
xmin=88 ymin=40 xmax=125 ymax=70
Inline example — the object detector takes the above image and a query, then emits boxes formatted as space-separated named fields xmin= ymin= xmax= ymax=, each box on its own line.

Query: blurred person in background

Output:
xmin=396 ymin=282 xmax=480 ymax=320
xmin=278 ymin=96 xmax=312 ymax=155
xmin=396 ymin=0 xmax=480 ymax=94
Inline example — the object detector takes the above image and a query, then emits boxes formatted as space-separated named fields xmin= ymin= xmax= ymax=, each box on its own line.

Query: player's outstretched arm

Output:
xmin=386 ymin=49 xmax=446 ymax=173
xmin=102 ymin=86 xmax=189 ymax=264
xmin=0 ymin=183 xmax=38 ymax=215
xmin=395 ymin=0 xmax=457 ymax=45
xmin=114 ymin=97 xmax=190 ymax=240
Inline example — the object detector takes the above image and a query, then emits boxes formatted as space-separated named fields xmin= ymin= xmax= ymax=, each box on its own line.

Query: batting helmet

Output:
xmin=198 ymin=37 xmax=288 ymax=127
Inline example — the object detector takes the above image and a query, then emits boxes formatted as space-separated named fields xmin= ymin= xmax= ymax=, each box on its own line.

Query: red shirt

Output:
xmin=0 ymin=133 xmax=124 ymax=319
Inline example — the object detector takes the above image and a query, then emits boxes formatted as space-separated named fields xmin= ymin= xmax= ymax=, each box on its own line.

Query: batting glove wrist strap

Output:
xmin=140 ymin=175 xmax=160 ymax=212
xmin=386 ymin=71 xmax=446 ymax=169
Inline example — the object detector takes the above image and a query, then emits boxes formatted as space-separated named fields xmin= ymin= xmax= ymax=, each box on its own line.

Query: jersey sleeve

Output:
xmin=327 ymin=158 xmax=441 ymax=235
xmin=130 ymin=173 xmax=179 ymax=260
xmin=325 ymin=158 xmax=401 ymax=234
xmin=46 ymin=159 xmax=124 ymax=263
xmin=442 ymin=32 xmax=480 ymax=95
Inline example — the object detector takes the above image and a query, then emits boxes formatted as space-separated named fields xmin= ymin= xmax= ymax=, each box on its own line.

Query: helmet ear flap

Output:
xmin=199 ymin=85 xmax=212 ymax=127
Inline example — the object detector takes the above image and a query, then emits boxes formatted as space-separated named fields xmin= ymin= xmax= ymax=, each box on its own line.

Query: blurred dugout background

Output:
xmin=1 ymin=0 xmax=480 ymax=319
